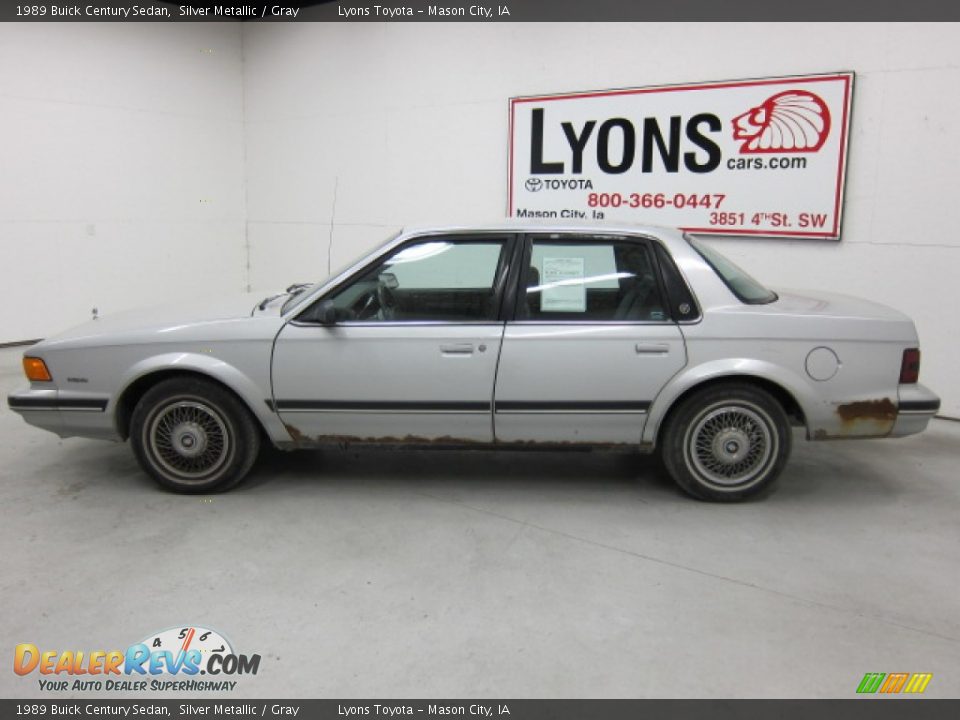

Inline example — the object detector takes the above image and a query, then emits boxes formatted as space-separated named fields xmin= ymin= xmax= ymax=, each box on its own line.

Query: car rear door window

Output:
xmin=521 ymin=239 xmax=667 ymax=322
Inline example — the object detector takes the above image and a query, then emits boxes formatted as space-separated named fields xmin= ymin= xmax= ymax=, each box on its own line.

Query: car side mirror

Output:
xmin=316 ymin=300 xmax=338 ymax=326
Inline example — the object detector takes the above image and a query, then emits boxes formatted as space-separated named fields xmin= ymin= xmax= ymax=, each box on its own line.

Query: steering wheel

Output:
xmin=353 ymin=290 xmax=380 ymax=320
xmin=376 ymin=279 xmax=397 ymax=320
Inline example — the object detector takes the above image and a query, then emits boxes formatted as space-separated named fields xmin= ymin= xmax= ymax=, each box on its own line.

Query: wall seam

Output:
xmin=239 ymin=23 xmax=251 ymax=292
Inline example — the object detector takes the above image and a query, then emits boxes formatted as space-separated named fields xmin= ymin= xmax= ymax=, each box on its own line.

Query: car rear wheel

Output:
xmin=660 ymin=383 xmax=790 ymax=501
xmin=130 ymin=377 xmax=260 ymax=493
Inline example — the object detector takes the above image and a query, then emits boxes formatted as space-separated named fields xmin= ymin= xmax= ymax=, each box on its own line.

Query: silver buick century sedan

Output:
xmin=8 ymin=223 xmax=940 ymax=501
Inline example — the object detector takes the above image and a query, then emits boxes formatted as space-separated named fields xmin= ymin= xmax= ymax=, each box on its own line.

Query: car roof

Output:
xmin=279 ymin=221 xmax=703 ymax=318
xmin=399 ymin=220 xmax=687 ymax=244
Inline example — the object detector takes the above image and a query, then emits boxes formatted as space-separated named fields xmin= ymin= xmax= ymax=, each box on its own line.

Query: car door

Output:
xmin=270 ymin=233 xmax=516 ymax=444
xmin=493 ymin=233 xmax=687 ymax=445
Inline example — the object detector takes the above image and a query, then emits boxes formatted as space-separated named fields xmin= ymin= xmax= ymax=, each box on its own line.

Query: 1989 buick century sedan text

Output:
xmin=8 ymin=223 xmax=941 ymax=501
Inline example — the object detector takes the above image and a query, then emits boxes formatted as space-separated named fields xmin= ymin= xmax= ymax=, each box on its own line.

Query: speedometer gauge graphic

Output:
xmin=140 ymin=625 xmax=233 ymax=662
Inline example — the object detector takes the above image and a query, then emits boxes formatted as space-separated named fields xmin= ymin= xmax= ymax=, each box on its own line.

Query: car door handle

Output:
xmin=635 ymin=343 xmax=670 ymax=355
xmin=440 ymin=343 xmax=474 ymax=356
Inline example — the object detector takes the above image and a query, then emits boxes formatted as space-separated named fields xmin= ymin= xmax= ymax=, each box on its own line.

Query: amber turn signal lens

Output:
xmin=23 ymin=357 xmax=52 ymax=382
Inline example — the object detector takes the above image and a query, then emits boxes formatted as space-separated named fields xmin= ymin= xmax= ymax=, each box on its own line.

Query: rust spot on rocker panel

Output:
xmin=282 ymin=430 xmax=482 ymax=448
xmin=502 ymin=438 xmax=632 ymax=451
xmin=284 ymin=424 xmax=307 ymax=443
xmin=314 ymin=434 xmax=480 ymax=446
xmin=280 ymin=427 xmax=632 ymax=451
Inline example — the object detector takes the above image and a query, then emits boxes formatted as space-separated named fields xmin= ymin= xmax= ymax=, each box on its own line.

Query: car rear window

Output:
xmin=686 ymin=236 xmax=777 ymax=305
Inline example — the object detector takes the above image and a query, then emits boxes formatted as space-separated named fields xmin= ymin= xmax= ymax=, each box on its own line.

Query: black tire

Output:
xmin=130 ymin=377 xmax=261 ymax=493
xmin=659 ymin=382 xmax=791 ymax=502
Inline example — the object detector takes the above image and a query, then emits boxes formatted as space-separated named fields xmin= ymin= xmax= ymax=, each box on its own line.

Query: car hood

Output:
xmin=42 ymin=292 xmax=281 ymax=346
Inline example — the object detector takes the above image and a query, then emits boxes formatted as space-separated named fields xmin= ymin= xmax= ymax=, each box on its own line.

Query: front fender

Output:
xmin=115 ymin=352 xmax=288 ymax=442
xmin=642 ymin=358 xmax=817 ymax=446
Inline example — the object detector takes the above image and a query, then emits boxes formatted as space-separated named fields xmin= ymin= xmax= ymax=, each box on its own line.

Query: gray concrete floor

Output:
xmin=1 ymin=346 xmax=958 ymax=699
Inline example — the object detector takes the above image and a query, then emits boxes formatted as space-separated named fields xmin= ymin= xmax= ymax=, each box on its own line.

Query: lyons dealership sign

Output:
xmin=508 ymin=73 xmax=853 ymax=239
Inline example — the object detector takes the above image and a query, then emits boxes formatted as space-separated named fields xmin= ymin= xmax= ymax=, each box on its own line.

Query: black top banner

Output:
xmin=3 ymin=0 xmax=960 ymax=22
xmin=2 ymin=701 xmax=960 ymax=720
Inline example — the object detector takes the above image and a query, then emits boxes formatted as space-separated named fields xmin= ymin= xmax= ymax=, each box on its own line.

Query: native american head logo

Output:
xmin=732 ymin=90 xmax=831 ymax=153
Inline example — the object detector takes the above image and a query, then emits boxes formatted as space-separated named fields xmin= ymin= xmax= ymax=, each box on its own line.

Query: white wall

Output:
xmin=242 ymin=22 xmax=960 ymax=416
xmin=2 ymin=23 xmax=956 ymax=415
xmin=0 ymin=23 xmax=245 ymax=343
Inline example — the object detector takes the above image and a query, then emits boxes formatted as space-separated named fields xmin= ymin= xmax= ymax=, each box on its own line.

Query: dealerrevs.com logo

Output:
xmin=857 ymin=672 xmax=933 ymax=695
xmin=14 ymin=626 xmax=261 ymax=692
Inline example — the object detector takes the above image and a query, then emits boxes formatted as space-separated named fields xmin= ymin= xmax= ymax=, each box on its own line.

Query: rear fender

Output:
xmin=643 ymin=359 xmax=816 ymax=447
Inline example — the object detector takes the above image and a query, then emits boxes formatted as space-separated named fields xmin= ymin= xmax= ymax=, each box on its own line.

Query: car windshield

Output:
xmin=280 ymin=230 xmax=402 ymax=314
xmin=686 ymin=235 xmax=777 ymax=304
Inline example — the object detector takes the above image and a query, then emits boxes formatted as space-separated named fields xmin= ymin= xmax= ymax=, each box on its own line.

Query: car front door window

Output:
xmin=324 ymin=239 xmax=508 ymax=323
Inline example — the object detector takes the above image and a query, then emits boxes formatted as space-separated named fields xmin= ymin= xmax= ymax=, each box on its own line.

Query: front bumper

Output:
xmin=7 ymin=388 xmax=118 ymax=440
xmin=891 ymin=383 xmax=941 ymax=438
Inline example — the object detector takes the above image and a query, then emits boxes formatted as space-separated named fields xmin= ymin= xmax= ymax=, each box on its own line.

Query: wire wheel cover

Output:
xmin=148 ymin=400 xmax=230 ymax=481
xmin=686 ymin=403 xmax=776 ymax=487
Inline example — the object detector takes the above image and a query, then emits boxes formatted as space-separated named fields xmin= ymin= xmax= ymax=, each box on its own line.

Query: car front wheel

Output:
xmin=130 ymin=377 xmax=260 ymax=493
xmin=660 ymin=383 xmax=791 ymax=501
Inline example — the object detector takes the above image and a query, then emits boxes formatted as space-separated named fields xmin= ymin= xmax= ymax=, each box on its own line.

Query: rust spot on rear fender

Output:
xmin=815 ymin=398 xmax=897 ymax=439
xmin=836 ymin=398 xmax=897 ymax=424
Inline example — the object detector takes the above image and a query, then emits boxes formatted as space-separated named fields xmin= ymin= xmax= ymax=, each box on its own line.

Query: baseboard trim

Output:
xmin=0 ymin=339 xmax=42 ymax=349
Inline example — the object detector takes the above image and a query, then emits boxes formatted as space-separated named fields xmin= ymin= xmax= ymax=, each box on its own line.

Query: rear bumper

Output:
xmin=892 ymin=383 xmax=941 ymax=437
xmin=7 ymin=388 xmax=118 ymax=440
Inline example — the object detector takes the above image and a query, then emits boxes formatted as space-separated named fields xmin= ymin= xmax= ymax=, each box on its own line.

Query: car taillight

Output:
xmin=899 ymin=348 xmax=921 ymax=384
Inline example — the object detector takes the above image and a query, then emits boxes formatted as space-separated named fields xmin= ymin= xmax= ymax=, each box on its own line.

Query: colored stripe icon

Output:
xmin=857 ymin=673 xmax=933 ymax=694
